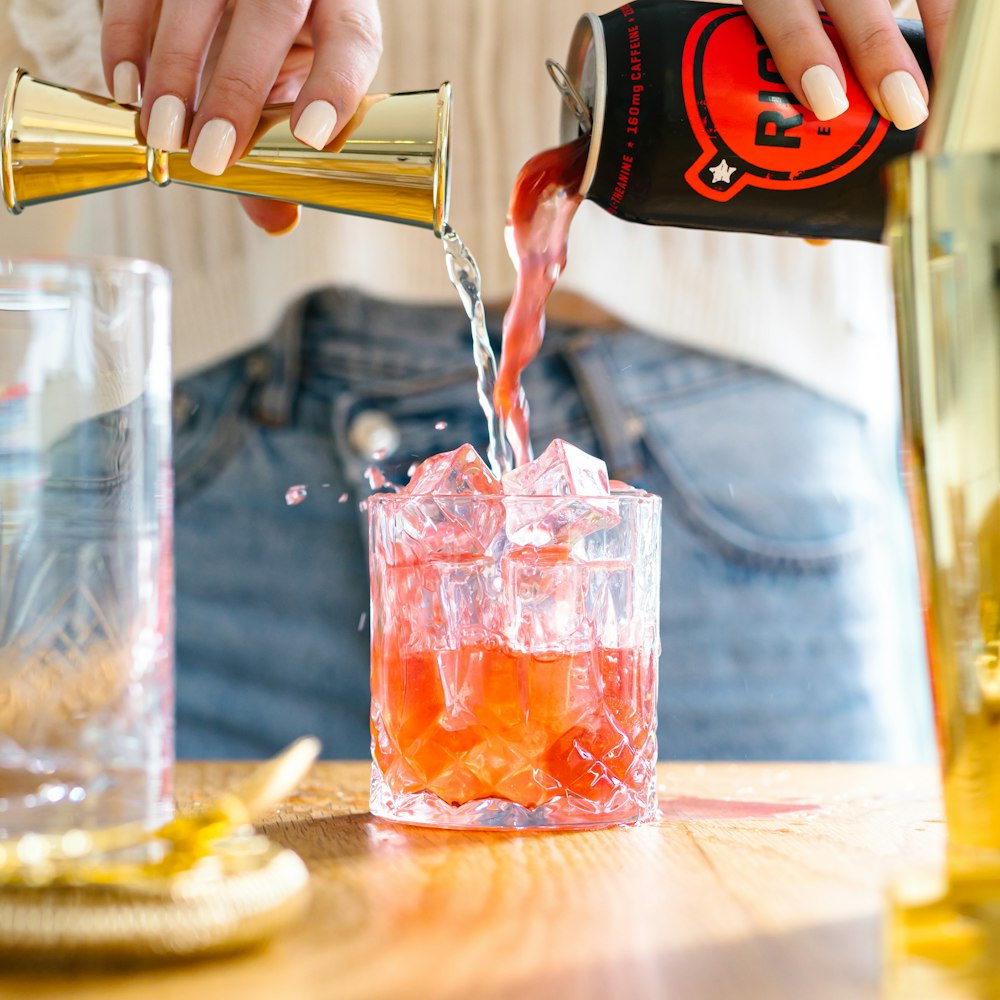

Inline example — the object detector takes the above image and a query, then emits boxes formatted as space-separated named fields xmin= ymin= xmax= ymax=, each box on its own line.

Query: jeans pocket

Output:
xmin=640 ymin=369 xmax=882 ymax=570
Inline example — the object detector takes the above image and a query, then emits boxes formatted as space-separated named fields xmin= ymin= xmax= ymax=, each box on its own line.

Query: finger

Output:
xmin=140 ymin=0 xmax=228 ymax=151
xmin=188 ymin=0 xmax=312 ymax=175
xmin=101 ymin=0 xmax=160 ymax=104
xmin=291 ymin=0 xmax=382 ymax=150
xmin=237 ymin=196 xmax=302 ymax=236
xmin=743 ymin=0 xmax=850 ymax=122
xmin=824 ymin=0 xmax=929 ymax=130
xmin=268 ymin=44 xmax=315 ymax=104
xmin=917 ymin=0 xmax=957 ymax=67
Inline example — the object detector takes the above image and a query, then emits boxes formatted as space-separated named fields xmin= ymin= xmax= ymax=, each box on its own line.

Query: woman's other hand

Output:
xmin=743 ymin=0 xmax=954 ymax=131
xmin=101 ymin=0 xmax=382 ymax=233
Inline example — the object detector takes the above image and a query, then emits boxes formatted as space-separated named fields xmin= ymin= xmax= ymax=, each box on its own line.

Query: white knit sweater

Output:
xmin=2 ymin=0 xmax=900 ymax=417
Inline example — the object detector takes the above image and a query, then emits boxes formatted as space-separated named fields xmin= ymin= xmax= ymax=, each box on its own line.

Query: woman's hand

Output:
xmin=100 ymin=0 xmax=382 ymax=233
xmin=743 ymin=0 xmax=955 ymax=130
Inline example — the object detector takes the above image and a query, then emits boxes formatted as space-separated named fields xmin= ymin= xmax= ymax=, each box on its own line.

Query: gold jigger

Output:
xmin=0 ymin=68 xmax=451 ymax=234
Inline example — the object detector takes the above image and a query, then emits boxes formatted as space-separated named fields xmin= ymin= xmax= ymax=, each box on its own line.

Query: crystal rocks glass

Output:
xmin=368 ymin=449 xmax=661 ymax=830
xmin=0 ymin=259 xmax=174 ymax=837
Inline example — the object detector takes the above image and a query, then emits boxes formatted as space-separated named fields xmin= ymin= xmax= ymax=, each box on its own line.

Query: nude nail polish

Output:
xmin=879 ymin=71 xmax=929 ymax=131
xmin=190 ymin=119 xmax=237 ymax=176
xmin=800 ymin=65 xmax=850 ymax=121
xmin=112 ymin=61 xmax=140 ymax=105
xmin=293 ymin=100 xmax=339 ymax=150
xmin=146 ymin=94 xmax=186 ymax=151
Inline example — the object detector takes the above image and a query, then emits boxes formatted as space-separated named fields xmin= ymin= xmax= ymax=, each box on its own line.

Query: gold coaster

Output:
xmin=0 ymin=837 xmax=310 ymax=966
xmin=0 ymin=739 xmax=321 ymax=967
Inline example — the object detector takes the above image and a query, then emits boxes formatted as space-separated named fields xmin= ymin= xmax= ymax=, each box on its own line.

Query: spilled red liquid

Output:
xmin=495 ymin=135 xmax=591 ymax=467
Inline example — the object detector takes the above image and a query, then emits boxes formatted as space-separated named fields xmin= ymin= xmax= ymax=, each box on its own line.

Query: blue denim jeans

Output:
xmin=173 ymin=289 xmax=932 ymax=762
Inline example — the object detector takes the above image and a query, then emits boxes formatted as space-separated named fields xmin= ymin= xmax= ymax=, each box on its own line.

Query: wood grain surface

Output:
xmin=0 ymin=761 xmax=944 ymax=1000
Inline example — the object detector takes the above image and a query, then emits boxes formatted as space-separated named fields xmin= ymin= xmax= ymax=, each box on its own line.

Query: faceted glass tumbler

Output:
xmin=0 ymin=259 xmax=173 ymax=836
xmin=368 ymin=492 xmax=661 ymax=829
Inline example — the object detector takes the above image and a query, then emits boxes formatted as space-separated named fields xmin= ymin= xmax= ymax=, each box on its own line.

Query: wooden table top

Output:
xmin=1 ymin=761 xmax=944 ymax=1000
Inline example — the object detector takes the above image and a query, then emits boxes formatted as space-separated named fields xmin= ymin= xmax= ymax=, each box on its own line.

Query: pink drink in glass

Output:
xmin=369 ymin=453 xmax=660 ymax=829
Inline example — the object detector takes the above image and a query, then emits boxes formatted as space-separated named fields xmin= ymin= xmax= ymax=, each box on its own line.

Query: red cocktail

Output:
xmin=369 ymin=442 xmax=660 ymax=829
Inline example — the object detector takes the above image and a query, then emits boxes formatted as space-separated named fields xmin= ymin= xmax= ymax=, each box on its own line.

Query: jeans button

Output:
xmin=348 ymin=409 xmax=401 ymax=459
xmin=244 ymin=352 xmax=271 ymax=382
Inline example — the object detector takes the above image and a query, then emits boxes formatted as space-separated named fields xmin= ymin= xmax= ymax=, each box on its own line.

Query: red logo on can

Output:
xmin=682 ymin=8 xmax=889 ymax=202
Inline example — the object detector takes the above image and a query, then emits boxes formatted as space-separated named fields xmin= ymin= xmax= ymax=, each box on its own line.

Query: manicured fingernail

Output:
xmin=879 ymin=70 xmax=929 ymax=130
xmin=112 ymin=61 xmax=140 ymax=105
xmin=293 ymin=100 xmax=339 ymax=150
xmin=146 ymin=94 xmax=186 ymax=151
xmin=190 ymin=118 xmax=237 ymax=176
xmin=800 ymin=65 xmax=849 ymax=121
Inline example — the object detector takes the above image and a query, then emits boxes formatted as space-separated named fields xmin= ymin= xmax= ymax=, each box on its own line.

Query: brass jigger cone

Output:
xmin=1 ymin=68 xmax=451 ymax=234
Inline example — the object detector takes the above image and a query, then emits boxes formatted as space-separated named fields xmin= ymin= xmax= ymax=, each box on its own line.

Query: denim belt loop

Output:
xmin=558 ymin=330 xmax=645 ymax=482
xmin=250 ymin=297 xmax=309 ymax=428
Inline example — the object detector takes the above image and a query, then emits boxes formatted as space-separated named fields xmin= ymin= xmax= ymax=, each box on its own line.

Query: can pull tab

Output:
xmin=546 ymin=59 xmax=592 ymax=135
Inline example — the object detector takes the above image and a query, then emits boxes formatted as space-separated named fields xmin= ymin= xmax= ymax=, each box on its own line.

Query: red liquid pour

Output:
xmin=496 ymin=135 xmax=590 ymax=467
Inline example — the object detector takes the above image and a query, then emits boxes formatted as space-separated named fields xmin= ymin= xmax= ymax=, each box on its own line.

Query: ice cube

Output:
xmin=502 ymin=546 xmax=594 ymax=653
xmin=585 ymin=559 xmax=637 ymax=648
xmin=399 ymin=496 xmax=505 ymax=558
xmin=436 ymin=647 xmax=486 ymax=732
xmin=501 ymin=439 xmax=619 ymax=547
xmin=386 ymin=558 xmax=502 ymax=654
xmin=405 ymin=444 xmax=501 ymax=497
xmin=400 ymin=445 xmax=504 ymax=556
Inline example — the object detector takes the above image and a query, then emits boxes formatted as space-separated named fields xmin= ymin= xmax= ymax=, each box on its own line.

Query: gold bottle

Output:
xmin=885 ymin=0 xmax=1000 ymax=994
xmin=0 ymin=69 xmax=451 ymax=235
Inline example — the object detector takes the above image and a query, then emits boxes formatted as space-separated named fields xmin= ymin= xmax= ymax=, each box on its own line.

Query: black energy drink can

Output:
xmin=560 ymin=1 xmax=930 ymax=241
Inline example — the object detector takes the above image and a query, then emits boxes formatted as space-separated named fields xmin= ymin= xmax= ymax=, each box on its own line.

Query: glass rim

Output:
xmin=367 ymin=491 xmax=660 ymax=504
xmin=0 ymin=255 xmax=171 ymax=286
